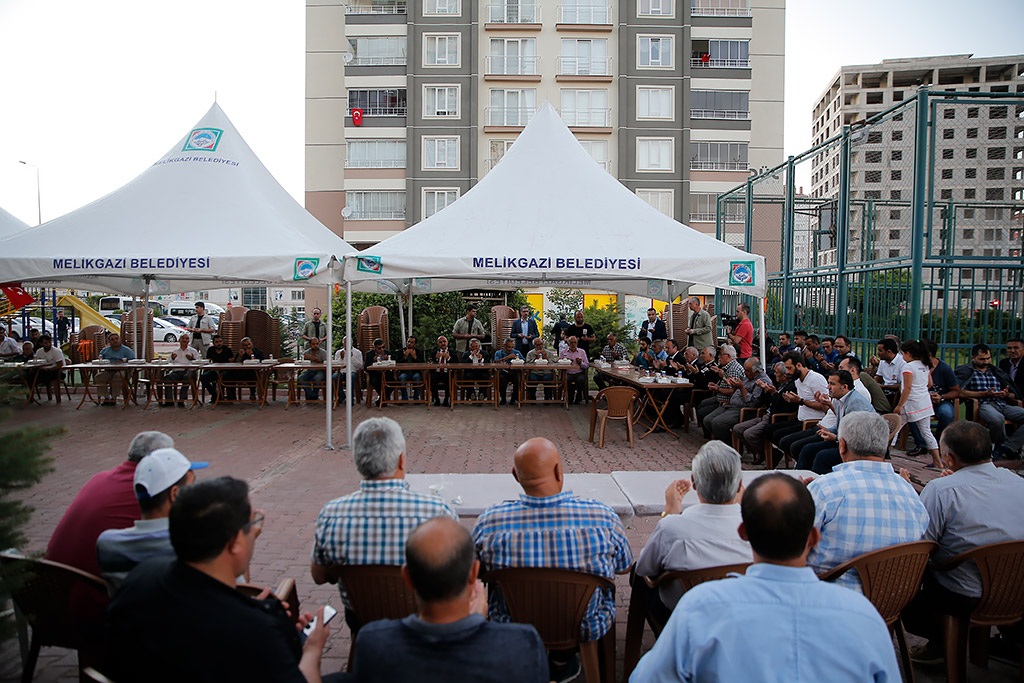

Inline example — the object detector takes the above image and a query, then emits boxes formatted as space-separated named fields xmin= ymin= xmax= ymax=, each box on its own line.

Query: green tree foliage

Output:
xmin=330 ymin=290 xmax=469 ymax=350
xmin=545 ymin=288 xmax=584 ymax=323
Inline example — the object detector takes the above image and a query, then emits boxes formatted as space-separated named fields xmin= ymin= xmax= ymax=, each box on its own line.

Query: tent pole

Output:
xmin=407 ymin=282 xmax=413 ymax=338
xmin=397 ymin=293 xmax=407 ymax=343
xmin=666 ymin=282 xmax=674 ymax=341
xmin=759 ymin=297 xmax=767 ymax=367
xmin=142 ymin=278 xmax=151 ymax=360
xmin=325 ymin=272 xmax=335 ymax=451
xmin=344 ymin=281 xmax=353 ymax=450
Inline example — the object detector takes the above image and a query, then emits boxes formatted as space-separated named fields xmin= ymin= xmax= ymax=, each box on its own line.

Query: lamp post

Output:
xmin=18 ymin=160 xmax=41 ymax=225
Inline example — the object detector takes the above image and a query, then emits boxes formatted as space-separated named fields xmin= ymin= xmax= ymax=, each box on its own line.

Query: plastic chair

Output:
xmin=820 ymin=541 xmax=938 ymax=683
xmin=623 ymin=563 xmax=750 ymax=678
xmin=482 ymin=567 xmax=617 ymax=683
xmin=588 ymin=386 xmax=639 ymax=448
xmin=236 ymin=577 xmax=300 ymax=626
xmin=882 ymin=413 xmax=903 ymax=446
xmin=333 ymin=564 xmax=418 ymax=671
xmin=767 ymin=417 xmax=819 ymax=470
xmin=934 ymin=540 xmax=1024 ymax=683
xmin=0 ymin=552 xmax=110 ymax=683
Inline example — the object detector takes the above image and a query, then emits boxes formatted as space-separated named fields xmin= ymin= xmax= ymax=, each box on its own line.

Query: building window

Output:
xmin=966 ymin=148 xmax=978 ymax=159
xmin=559 ymin=39 xmax=609 ymax=76
xmin=487 ymin=139 xmax=515 ymax=170
xmin=691 ymin=40 xmax=749 ymax=68
xmin=488 ymin=88 xmax=537 ymax=126
xmin=986 ymin=188 xmax=1005 ymax=201
xmin=966 ymin=128 xmax=978 ymax=138
xmin=486 ymin=1 xmax=540 ymax=23
xmin=347 ymin=36 xmax=407 ymax=66
xmin=423 ymin=189 xmax=459 ymax=219
xmin=638 ymin=0 xmax=674 ymax=15
xmin=346 ymin=1 xmax=407 ymax=15
xmin=690 ymin=193 xmax=743 ymax=222
xmin=348 ymin=89 xmax=407 ymax=117
xmin=892 ymin=130 xmax=903 ymax=141
xmin=690 ymin=90 xmax=747 ymax=119
xmin=690 ymin=141 xmax=748 ymax=171
xmin=965 ymin=168 xmax=977 ymax=179
xmin=637 ymin=189 xmax=674 ymax=218
xmin=964 ymin=189 xmax=976 ymax=199
xmin=691 ymin=0 xmax=750 ymax=17
xmin=990 ymin=106 xmax=1008 ymax=119
xmin=424 ymin=34 xmax=460 ymax=67
xmin=941 ymin=169 xmax=953 ymax=179
xmin=943 ymin=108 xmax=955 ymax=119
xmin=560 ymin=0 xmax=611 ymax=23
xmin=346 ymin=191 xmax=406 ymax=220
xmin=638 ymin=35 xmax=674 ymax=69
xmin=865 ymin=150 xmax=882 ymax=163
xmin=989 ymin=127 xmax=1008 ymax=139
xmin=987 ymin=167 xmax=1004 ymax=180
xmin=967 ymin=107 xmax=979 ymax=119
xmin=489 ymin=38 xmax=538 ymax=75
xmin=425 ymin=0 xmax=460 ymax=14
xmin=242 ymin=288 xmax=268 ymax=310
xmin=940 ymin=189 xmax=953 ymax=199
xmin=942 ymin=129 xmax=954 ymax=140
xmin=345 ymin=139 xmax=406 ymax=168
xmin=423 ymin=136 xmax=460 ymax=170
xmin=941 ymin=149 xmax=954 ymax=160
xmin=290 ymin=290 xmax=304 ymax=301
xmin=577 ymin=139 xmax=609 ymax=170
xmin=891 ymin=170 xmax=901 ymax=181
xmin=987 ymin=147 xmax=1005 ymax=160
xmin=638 ymin=138 xmax=675 ymax=172
xmin=423 ymin=85 xmax=460 ymax=118
xmin=560 ymin=89 xmax=609 ymax=126
xmin=865 ymin=170 xmax=882 ymax=183
xmin=636 ymin=87 xmax=674 ymax=120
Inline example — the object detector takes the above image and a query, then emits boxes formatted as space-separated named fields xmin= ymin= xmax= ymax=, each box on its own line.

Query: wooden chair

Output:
xmin=820 ymin=541 xmax=938 ymax=683
xmin=934 ymin=540 xmax=1024 ymax=683
xmin=963 ymin=397 xmax=1021 ymax=456
xmin=482 ymin=567 xmax=617 ymax=683
xmin=266 ymin=359 xmax=294 ymax=403
xmin=333 ymin=564 xmax=418 ymax=671
xmin=681 ymin=388 xmax=712 ymax=432
xmin=766 ymin=417 xmax=819 ymax=470
xmin=236 ymin=577 xmax=300 ymax=626
xmin=588 ymin=386 xmax=640 ymax=448
xmin=623 ymin=562 xmax=750 ymax=679
xmin=0 ymin=552 xmax=110 ymax=683
xmin=731 ymin=406 xmax=766 ymax=456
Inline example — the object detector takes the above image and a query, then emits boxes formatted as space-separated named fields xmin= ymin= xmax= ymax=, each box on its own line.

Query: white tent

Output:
xmin=343 ymin=102 xmax=766 ymax=300
xmin=0 ymin=206 xmax=29 ymax=241
xmin=0 ymin=103 xmax=357 ymax=448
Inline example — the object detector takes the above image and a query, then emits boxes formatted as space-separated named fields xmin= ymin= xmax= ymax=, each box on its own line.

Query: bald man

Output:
xmin=472 ymin=438 xmax=632 ymax=674
xmin=350 ymin=518 xmax=548 ymax=682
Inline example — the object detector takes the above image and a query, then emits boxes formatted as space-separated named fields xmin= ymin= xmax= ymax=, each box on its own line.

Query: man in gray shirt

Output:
xmin=451 ymin=304 xmax=487 ymax=354
xmin=903 ymin=420 xmax=1024 ymax=663
xmin=96 ymin=448 xmax=208 ymax=593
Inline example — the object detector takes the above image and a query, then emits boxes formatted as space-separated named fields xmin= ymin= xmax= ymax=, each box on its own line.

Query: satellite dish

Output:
xmin=342 ymin=52 xmax=354 ymax=64
xmin=341 ymin=207 xmax=353 ymax=218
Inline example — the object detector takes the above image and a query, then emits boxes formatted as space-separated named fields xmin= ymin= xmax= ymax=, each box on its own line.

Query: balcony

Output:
xmin=345 ymin=2 xmax=407 ymax=14
xmin=350 ymin=56 xmax=407 ymax=66
xmin=689 ymin=212 xmax=717 ymax=222
xmin=690 ymin=109 xmax=750 ymax=120
xmin=690 ymin=160 xmax=749 ymax=171
xmin=691 ymin=57 xmax=750 ymax=69
xmin=485 ymin=55 xmax=541 ymax=78
xmin=560 ymin=108 xmax=612 ymax=128
xmin=556 ymin=4 xmax=612 ymax=25
xmin=690 ymin=5 xmax=751 ymax=17
xmin=348 ymin=209 xmax=406 ymax=220
xmin=556 ymin=56 xmax=612 ymax=78
xmin=485 ymin=107 xmax=537 ymax=128
xmin=349 ymin=106 xmax=407 ymax=117
xmin=485 ymin=3 xmax=541 ymax=24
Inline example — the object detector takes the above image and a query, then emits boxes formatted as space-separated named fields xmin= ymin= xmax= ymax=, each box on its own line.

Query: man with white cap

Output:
xmin=96 ymin=448 xmax=208 ymax=593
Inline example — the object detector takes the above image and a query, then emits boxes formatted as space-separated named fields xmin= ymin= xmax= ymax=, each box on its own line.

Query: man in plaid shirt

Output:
xmin=806 ymin=412 xmax=928 ymax=592
xmin=955 ymin=343 xmax=1024 ymax=459
xmin=310 ymin=417 xmax=457 ymax=632
xmin=472 ymin=438 xmax=632 ymax=645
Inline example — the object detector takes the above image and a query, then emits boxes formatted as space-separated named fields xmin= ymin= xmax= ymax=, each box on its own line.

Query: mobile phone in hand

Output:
xmin=303 ymin=604 xmax=338 ymax=636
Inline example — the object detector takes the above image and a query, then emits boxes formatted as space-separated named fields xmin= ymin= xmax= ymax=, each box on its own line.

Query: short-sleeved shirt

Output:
xmin=100 ymin=344 xmax=136 ymax=362
xmin=96 ymin=517 xmax=175 ymax=592
xmin=473 ymin=491 xmax=633 ymax=641
xmin=878 ymin=355 xmax=906 ymax=387
xmin=206 ymin=345 xmax=234 ymax=363
xmin=33 ymin=345 xmax=65 ymax=366
xmin=0 ymin=335 xmax=21 ymax=356
xmin=930 ymin=359 xmax=958 ymax=396
xmin=733 ymin=318 xmax=753 ymax=358
xmin=303 ymin=347 xmax=328 ymax=363
xmin=452 ymin=317 xmax=486 ymax=353
xmin=168 ymin=345 xmax=199 ymax=365
xmin=795 ymin=370 xmax=829 ymax=420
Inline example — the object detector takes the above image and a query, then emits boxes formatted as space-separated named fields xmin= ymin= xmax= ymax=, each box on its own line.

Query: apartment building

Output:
xmin=809 ymin=54 xmax=1024 ymax=263
xmin=305 ymin=0 xmax=784 ymax=255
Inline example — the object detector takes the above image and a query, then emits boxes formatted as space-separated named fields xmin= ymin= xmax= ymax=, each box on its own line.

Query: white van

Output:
xmin=165 ymin=301 xmax=227 ymax=319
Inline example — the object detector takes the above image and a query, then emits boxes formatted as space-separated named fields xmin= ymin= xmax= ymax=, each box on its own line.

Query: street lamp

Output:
xmin=18 ymin=160 xmax=41 ymax=225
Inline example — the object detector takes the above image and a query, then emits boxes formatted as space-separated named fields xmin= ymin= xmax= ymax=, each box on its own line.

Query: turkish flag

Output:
xmin=352 ymin=109 xmax=364 ymax=126
xmin=1 ymin=283 xmax=35 ymax=309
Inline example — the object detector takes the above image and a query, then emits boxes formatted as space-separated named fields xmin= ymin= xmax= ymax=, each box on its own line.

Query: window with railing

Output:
xmin=559 ymin=39 xmax=610 ymax=75
xmin=638 ymin=0 xmax=673 ymax=16
xmin=345 ymin=2 xmax=407 ymax=15
xmin=691 ymin=40 xmax=750 ymax=68
xmin=486 ymin=2 xmax=540 ymax=23
xmin=423 ymin=136 xmax=460 ymax=169
xmin=346 ymin=191 xmax=406 ymax=220
xmin=558 ymin=1 xmax=611 ymax=23
xmin=345 ymin=139 xmax=406 ymax=168
xmin=348 ymin=89 xmax=407 ymax=117
xmin=690 ymin=0 xmax=750 ymax=17
xmin=424 ymin=34 xmax=460 ymax=66
xmin=488 ymin=89 xmax=537 ymax=126
xmin=560 ymin=89 xmax=609 ymax=126
xmin=637 ymin=138 xmax=675 ymax=172
xmin=347 ymin=37 xmax=407 ymax=66
xmin=690 ymin=193 xmax=744 ymax=222
xmin=423 ymin=189 xmax=459 ymax=219
xmin=577 ymin=139 xmax=610 ymax=171
xmin=488 ymin=38 xmax=538 ymax=75
xmin=690 ymin=142 xmax=748 ymax=170
xmin=637 ymin=189 xmax=674 ymax=218
xmin=637 ymin=86 xmax=674 ymax=119
xmin=690 ymin=90 xmax=749 ymax=119
xmin=425 ymin=0 xmax=460 ymax=14
xmin=638 ymin=36 xmax=673 ymax=69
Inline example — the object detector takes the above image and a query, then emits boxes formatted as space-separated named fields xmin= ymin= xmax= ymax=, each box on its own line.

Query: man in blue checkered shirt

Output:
xmin=310 ymin=417 xmax=457 ymax=632
xmin=806 ymin=411 xmax=929 ymax=592
xmin=955 ymin=343 xmax=1024 ymax=460
xmin=472 ymin=437 xmax=633 ymax=643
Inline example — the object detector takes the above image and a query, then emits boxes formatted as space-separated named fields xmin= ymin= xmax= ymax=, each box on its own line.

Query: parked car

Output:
xmin=159 ymin=315 xmax=189 ymax=328
xmin=2 ymin=316 xmax=46 ymax=342
xmin=104 ymin=315 xmax=189 ymax=343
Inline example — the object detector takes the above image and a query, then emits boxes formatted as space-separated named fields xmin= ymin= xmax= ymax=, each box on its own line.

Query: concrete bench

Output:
xmin=611 ymin=470 xmax=816 ymax=516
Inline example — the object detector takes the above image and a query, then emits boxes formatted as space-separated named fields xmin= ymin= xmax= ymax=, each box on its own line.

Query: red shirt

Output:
xmin=735 ymin=318 xmax=754 ymax=359
xmin=47 ymin=460 xmax=141 ymax=576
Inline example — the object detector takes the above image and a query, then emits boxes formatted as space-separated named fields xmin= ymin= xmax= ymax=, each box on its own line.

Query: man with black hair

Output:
xmin=631 ymin=473 xmax=899 ymax=681
xmin=96 ymin=448 xmax=207 ymax=592
xmin=904 ymin=421 xmax=1024 ymax=663
xmin=955 ymin=343 xmax=1024 ymax=460
xmin=108 ymin=476 xmax=337 ymax=682
xmin=840 ymin=355 xmax=891 ymax=414
xmin=640 ymin=307 xmax=667 ymax=343
xmin=777 ymin=331 xmax=794 ymax=355
xmin=761 ymin=352 xmax=828 ymax=458
xmin=791 ymin=369 xmax=873 ymax=474
xmin=200 ymin=334 xmax=235 ymax=400
xmin=452 ymin=304 xmax=486 ymax=354
xmin=350 ymin=517 xmax=548 ymax=683
xmin=1000 ymin=337 xmax=1024 ymax=399
xmin=873 ymin=337 xmax=906 ymax=405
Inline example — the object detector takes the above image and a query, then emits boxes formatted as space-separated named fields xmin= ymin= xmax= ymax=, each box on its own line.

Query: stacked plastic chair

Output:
xmin=244 ymin=309 xmax=281 ymax=358
xmin=120 ymin=307 xmax=155 ymax=360
xmin=217 ymin=306 xmax=248 ymax=354
xmin=357 ymin=306 xmax=389 ymax=353
xmin=664 ymin=302 xmax=689 ymax=345
xmin=489 ymin=305 xmax=517 ymax=347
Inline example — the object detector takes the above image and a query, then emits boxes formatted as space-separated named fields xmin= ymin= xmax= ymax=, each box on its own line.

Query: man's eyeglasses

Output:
xmin=243 ymin=511 xmax=265 ymax=533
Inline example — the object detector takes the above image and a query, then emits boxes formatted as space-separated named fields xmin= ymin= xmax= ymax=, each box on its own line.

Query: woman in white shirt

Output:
xmin=894 ymin=339 xmax=941 ymax=468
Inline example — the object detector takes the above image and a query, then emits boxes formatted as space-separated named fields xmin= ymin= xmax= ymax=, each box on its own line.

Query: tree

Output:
xmin=545 ymin=288 xmax=584 ymax=323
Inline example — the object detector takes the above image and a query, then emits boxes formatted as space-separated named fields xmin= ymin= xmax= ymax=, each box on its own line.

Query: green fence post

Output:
xmin=909 ymin=87 xmax=929 ymax=340
xmin=836 ymin=127 xmax=851 ymax=333
xmin=782 ymin=157 xmax=795 ymax=332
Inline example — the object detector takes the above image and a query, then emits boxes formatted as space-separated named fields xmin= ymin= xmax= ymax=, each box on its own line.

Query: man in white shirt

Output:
xmin=186 ymin=302 xmax=217 ymax=359
xmin=161 ymin=334 xmax=199 ymax=405
xmin=635 ymin=442 xmax=752 ymax=622
xmin=873 ymin=337 xmax=905 ymax=407
xmin=762 ymin=351 xmax=829 ymax=457
xmin=0 ymin=326 xmax=21 ymax=360
xmin=30 ymin=333 xmax=66 ymax=400
xmin=332 ymin=336 xmax=363 ymax=403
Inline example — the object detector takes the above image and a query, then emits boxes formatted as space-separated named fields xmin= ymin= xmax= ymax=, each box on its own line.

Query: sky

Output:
xmin=0 ymin=0 xmax=1022 ymax=226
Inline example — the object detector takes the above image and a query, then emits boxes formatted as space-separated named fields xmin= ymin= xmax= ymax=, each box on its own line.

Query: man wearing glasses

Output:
xmin=108 ymin=477 xmax=340 ymax=682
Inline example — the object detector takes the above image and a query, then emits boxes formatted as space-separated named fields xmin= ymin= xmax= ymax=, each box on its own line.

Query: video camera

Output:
xmin=719 ymin=313 xmax=740 ymax=330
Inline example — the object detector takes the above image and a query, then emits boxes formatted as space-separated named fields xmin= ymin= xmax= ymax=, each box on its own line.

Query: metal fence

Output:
xmin=717 ymin=89 xmax=1024 ymax=363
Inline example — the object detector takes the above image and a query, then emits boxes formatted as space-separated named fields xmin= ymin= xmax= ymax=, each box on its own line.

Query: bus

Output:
xmin=97 ymin=296 xmax=166 ymax=315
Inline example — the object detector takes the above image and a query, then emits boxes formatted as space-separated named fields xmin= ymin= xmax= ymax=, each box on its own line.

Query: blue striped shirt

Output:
xmin=472 ymin=491 xmax=633 ymax=640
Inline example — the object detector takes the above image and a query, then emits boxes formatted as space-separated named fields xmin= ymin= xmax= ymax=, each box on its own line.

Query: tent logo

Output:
xmin=293 ymin=258 xmax=320 ymax=280
xmin=182 ymin=128 xmax=223 ymax=152
xmin=646 ymin=280 xmax=664 ymax=297
xmin=729 ymin=261 xmax=755 ymax=287
xmin=356 ymin=256 xmax=383 ymax=274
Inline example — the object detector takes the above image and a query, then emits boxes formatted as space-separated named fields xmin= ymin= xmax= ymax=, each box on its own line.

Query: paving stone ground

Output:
xmin=1 ymin=394 xmax=1016 ymax=682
